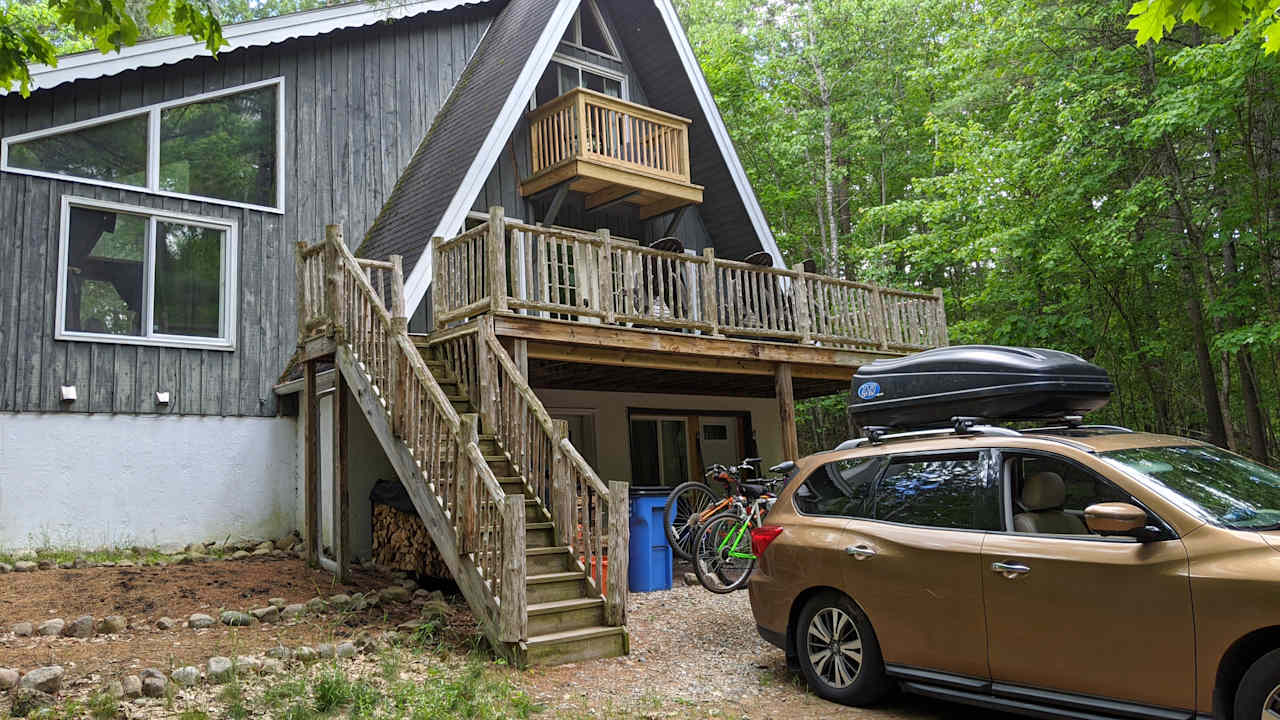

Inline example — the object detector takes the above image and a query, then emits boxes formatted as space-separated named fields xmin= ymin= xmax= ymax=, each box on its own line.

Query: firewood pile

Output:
xmin=371 ymin=503 xmax=452 ymax=578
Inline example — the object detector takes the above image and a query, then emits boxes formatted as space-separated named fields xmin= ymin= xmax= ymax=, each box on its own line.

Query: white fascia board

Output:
xmin=401 ymin=0 xmax=582 ymax=314
xmin=6 ymin=0 xmax=492 ymax=96
xmin=652 ymin=0 xmax=784 ymax=270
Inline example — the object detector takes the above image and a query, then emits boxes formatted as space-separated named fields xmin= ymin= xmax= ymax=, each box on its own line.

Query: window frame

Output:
xmin=868 ymin=449 xmax=1002 ymax=532
xmin=560 ymin=0 xmax=621 ymax=60
xmin=531 ymin=55 xmax=629 ymax=110
xmin=1 ymin=77 xmax=285 ymax=214
xmin=55 ymin=195 xmax=239 ymax=351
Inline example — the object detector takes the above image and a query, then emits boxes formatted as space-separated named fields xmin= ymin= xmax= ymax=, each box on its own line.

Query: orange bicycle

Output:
xmin=664 ymin=459 xmax=767 ymax=561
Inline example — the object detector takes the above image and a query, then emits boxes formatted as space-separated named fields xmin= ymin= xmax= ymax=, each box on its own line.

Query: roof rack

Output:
xmin=832 ymin=416 xmax=1133 ymax=452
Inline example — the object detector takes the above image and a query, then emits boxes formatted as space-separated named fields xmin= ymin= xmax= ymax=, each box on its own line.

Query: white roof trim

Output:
xmin=402 ymin=0 xmax=581 ymax=314
xmin=5 ymin=0 xmax=491 ymax=96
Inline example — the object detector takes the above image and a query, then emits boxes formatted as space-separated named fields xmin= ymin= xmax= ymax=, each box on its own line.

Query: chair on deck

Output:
xmin=632 ymin=237 xmax=692 ymax=327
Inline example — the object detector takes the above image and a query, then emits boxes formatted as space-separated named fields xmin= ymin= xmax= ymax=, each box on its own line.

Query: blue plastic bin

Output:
xmin=627 ymin=487 xmax=673 ymax=592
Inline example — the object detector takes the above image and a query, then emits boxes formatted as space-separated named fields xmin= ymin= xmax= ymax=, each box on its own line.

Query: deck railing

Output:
xmin=528 ymin=88 xmax=691 ymax=184
xmin=432 ymin=208 xmax=948 ymax=352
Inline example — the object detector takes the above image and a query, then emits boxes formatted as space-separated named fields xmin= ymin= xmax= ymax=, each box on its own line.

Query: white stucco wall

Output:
xmin=0 ymin=412 xmax=297 ymax=552
xmin=533 ymin=388 xmax=784 ymax=485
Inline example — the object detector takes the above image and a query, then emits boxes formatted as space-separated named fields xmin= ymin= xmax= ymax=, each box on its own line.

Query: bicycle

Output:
xmin=663 ymin=459 xmax=761 ymax=561
xmin=692 ymin=482 xmax=777 ymax=593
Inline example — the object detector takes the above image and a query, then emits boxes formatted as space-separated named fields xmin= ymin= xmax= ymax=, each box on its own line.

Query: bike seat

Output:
xmin=739 ymin=482 xmax=768 ymax=498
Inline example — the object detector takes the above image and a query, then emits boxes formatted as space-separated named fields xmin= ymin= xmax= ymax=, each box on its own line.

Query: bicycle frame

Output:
xmin=716 ymin=497 xmax=770 ymax=561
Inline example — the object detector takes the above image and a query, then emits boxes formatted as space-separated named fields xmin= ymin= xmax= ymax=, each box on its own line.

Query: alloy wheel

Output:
xmin=806 ymin=607 xmax=863 ymax=689
xmin=1263 ymin=684 xmax=1280 ymax=720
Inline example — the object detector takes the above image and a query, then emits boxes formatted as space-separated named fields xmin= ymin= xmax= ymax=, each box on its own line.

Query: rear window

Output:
xmin=794 ymin=456 xmax=885 ymax=518
xmin=874 ymin=452 xmax=999 ymax=530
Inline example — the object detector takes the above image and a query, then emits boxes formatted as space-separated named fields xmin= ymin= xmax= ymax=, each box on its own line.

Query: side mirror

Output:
xmin=1084 ymin=502 xmax=1147 ymax=536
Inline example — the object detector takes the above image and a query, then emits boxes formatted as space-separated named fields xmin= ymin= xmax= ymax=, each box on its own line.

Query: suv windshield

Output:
xmin=1101 ymin=446 xmax=1280 ymax=530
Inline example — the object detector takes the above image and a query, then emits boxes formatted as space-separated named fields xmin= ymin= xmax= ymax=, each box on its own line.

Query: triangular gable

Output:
xmin=362 ymin=0 xmax=783 ymax=315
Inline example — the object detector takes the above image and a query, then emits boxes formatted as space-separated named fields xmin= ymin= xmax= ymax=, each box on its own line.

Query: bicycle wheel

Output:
xmin=692 ymin=512 xmax=756 ymax=593
xmin=663 ymin=481 xmax=718 ymax=561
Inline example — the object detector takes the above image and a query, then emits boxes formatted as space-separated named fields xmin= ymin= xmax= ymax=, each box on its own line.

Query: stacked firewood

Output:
xmin=371 ymin=504 xmax=452 ymax=579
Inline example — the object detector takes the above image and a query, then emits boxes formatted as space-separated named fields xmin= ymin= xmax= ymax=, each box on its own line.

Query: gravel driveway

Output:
xmin=516 ymin=580 xmax=1019 ymax=719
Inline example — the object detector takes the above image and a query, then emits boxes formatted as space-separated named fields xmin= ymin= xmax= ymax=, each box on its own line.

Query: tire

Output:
xmin=1233 ymin=647 xmax=1280 ymax=720
xmin=663 ymin=481 xmax=718 ymax=561
xmin=692 ymin=512 xmax=755 ymax=593
xmin=794 ymin=592 xmax=890 ymax=707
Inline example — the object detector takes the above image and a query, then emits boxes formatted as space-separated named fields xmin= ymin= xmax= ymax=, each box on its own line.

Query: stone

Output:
xmin=97 ymin=615 xmax=126 ymax=634
xmin=73 ymin=556 xmax=87 ymax=569
xmin=365 ymin=592 xmax=381 ymax=608
xmin=420 ymin=600 xmax=449 ymax=625
xmin=171 ymin=666 xmax=200 ymax=687
xmin=156 ymin=617 xmax=178 ymax=630
xmin=188 ymin=552 xmax=209 ymax=562
xmin=348 ymin=593 xmax=368 ymax=612
xmin=220 ymin=610 xmax=254 ymax=627
xmin=12 ymin=622 xmax=33 ymax=637
xmin=57 ymin=561 xmax=73 ymax=570
xmin=293 ymin=646 xmax=317 ymax=663
xmin=0 ymin=562 xmax=10 ymax=573
xmin=0 ymin=667 xmax=19 ymax=690
xmin=255 ymin=541 xmax=274 ymax=553
xmin=188 ymin=613 xmax=215 ymax=629
xmin=14 ymin=549 xmax=36 ymax=561
xmin=121 ymin=675 xmax=142 ymax=698
xmin=381 ymin=586 xmax=412 ymax=603
xmin=316 ymin=643 xmax=336 ymax=659
xmin=353 ymin=631 xmax=381 ymax=653
xmin=428 ymin=590 xmax=445 ymax=603
xmin=172 ymin=554 xmax=193 ymax=565
xmin=398 ymin=579 xmax=418 ymax=591
xmin=230 ymin=550 xmax=250 ymax=560
xmin=336 ymin=642 xmax=357 ymax=659
xmin=683 ymin=572 xmax=699 ymax=586
xmin=268 ymin=597 xmax=287 ymax=608
xmin=305 ymin=597 xmax=326 ymax=613
xmin=37 ymin=560 xmax=54 ymax=570
xmin=234 ymin=656 xmax=262 ymax=674
xmin=20 ymin=666 xmax=64 ymax=694
xmin=250 ymin=606 xmax=279 ymax=623
xmin=206 ymin=656 xmax=233 ymax=683
xmin=265 ymin=646 xmax=291 ymax=660
xmin=116 ymin=560 xmax=135 ymax=568
xmin=36 ymin=619 xmax=64 ymax=636
xmin=327 ymin=593 xmax=351 ymax=610
xmin=252 ymin=547 xmax=271 ymax=556
xmin=106 ymin=679 xmax=124 ymax=698
xmin=14 ymin=561 xmax=36 ymax=572
xmin=142 ymin=675 xmax=167 ymax=698
xmin=397 ymin=619 xmax=427 ymax=633
xmin=281 ymin=603 xmax=306 ymax=620
xmin=140 ymin=668 xmax=166 ymax=682
xmin=12 ymin=688 xmax=55 ymax=716
xmin=261 ymin=659 xmax=283 ymax=675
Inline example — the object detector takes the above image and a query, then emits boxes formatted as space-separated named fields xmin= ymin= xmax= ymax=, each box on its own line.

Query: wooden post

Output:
xmin=776 ymin=363 xmax=799 ymax=461
xmin=499 ymin=494 xmax=527 ymax=644
xmin=325 ymin=224 xmax=345 ymax=342
xmin=869 ymin=286 xmax=889 ymax=350
xmin=487 ymin=206 xmax=509 ymax=313
xmin=294 ymin=242 xmax=308 ymax=346
xmin=512 ymin=339 xmax=529 ymax=379
xmin=332 ymin=364 xmax=350 ymax=583
xmin=551 ymin=420 xmax=573 ymax=547
xmin=458 ymin=414 xmax=480 ymax=553
xmin=303 ymin=361 xmax=320 ymax=568
xmin=387 ymin=255 xmax=408 ymax=434
xmin=431 ymin=236 xmax=445 ymax=330
xmin=701 ymin=248 xmax=720 ymax=336
xmin=606 ymin=481 xmax=629 ymax=626
xmin=598 ymin=229 xmax=616 ymax=325
xmin=792 ymin=263 xmax=812 ymax=344
xmin=475 ymin=328 xmax=494 ymax=424
xmin=932 ymin=287 xmax=949 ymax=347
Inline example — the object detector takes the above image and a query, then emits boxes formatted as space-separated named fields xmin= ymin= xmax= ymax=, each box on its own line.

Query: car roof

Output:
xmin=803 ymin=429 xmax=1204 ymax=466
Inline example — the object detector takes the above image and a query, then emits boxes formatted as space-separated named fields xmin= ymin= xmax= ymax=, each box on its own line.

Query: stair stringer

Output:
xmin=335 ymin=346 xmax=516 ymax=662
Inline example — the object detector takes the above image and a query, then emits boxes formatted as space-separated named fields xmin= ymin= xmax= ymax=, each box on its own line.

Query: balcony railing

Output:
xmin=432 ymin=210 xmax=948 ymax=352
xmin=527 ymin=88 xmax=692 ymax=186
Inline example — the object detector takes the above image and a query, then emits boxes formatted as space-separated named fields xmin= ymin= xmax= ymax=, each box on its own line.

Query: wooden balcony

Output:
xmin=521 ymin=89 xmax=704 ymax=220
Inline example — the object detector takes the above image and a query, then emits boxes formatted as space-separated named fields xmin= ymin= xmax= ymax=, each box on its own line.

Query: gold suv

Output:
xmin=749 ymin=425 xmax=1280 ymax=720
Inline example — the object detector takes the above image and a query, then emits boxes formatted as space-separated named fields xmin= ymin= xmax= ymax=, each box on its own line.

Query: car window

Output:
xmin=873 ymin=452 xmax=999 ymax=530
xmin=1006 ymin=453 xmax=1151 ymax=536
xmin=794 ymin=456 xmax=885 ymax=518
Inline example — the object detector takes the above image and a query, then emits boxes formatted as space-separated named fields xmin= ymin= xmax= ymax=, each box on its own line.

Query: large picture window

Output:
xmin=57 ymin=197 xmax=238 ymax=350
xmin=2 ymin=78 xmax=283 ymax=212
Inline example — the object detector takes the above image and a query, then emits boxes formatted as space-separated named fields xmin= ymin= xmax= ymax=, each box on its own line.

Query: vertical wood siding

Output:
xmin=0 ymin=7 xmax=493 ymax=417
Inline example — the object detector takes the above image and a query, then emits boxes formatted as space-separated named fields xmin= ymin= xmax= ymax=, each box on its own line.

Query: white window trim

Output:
xmin=530 ymin=54 xmax=628 ymax=110
xmin=560 ymin=0 xmax=621 ymax=60
xmin=2 ymin=77 xmax=286 ymax=214
xmin=56 ymin=195 xmax=239 ymax=351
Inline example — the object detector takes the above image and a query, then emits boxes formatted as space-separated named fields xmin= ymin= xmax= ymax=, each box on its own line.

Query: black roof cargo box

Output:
xmin=850 ymin=346 xmax=1114 ymax=429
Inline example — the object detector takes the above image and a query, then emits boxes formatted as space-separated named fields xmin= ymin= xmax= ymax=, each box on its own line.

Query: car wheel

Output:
xmin=1235 ymin=648 xmax=1280 ymax=720
xmin=794 ymin=591 xmax=889 ymax=706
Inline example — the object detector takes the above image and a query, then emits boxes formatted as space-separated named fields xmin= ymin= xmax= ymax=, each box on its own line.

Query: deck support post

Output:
xmin=776 ymin=362 xmax=799 ymax=462
xmin=701 ymin=248 xmax=720 ymax=336
xmin=303 ymin=360 xmax=320 ymax=568
xmin=551 ymin=419 xmax=573 ymax=548
xmin=332 ymin=364 xmax=350 ymax=583
xmin=499 ymin=494 xmax=527 ymax=644
xmin=606 ymin=481 xmax=629 ymax=627
xmin=793 ymin=263 xmax=812 ymax=344
xmin=487 ymin=207 xmax=508 ymax=313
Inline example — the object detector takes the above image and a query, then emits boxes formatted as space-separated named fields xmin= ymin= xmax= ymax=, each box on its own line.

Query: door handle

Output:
xmin=845 ymin=544 xmax=877 ymax=560
xmin=991 ymin=561 xmax=1031 ymax=577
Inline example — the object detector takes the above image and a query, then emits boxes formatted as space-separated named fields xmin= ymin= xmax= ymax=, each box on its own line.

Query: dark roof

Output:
xmin=358 ymin=0 xmax=559 ymax=266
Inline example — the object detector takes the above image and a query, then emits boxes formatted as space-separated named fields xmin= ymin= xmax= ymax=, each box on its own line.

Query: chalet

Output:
xmin=0 ymin=0 xmax=947 ymax=664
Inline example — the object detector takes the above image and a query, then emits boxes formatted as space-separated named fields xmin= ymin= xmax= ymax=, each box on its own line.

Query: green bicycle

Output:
xmin=691 ymin=484 xmax=777 ymax=593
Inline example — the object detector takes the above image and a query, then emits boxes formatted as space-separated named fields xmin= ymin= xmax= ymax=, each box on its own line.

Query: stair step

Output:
xmin=525 ymin=625 xmax=627 ymax=666
xmin=526 ymin=597 xmax=606 ymax=637
xmin=527 ymin=597 xmax=604 ymax=615
xmin=526 ymin=571 xmax=588 ymax=603
xmin=526 ymin=546 xmax=574 ymax=574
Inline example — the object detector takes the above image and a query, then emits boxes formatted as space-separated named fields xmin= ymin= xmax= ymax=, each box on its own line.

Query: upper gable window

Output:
xmin=561 ymin=0 xmax=619 ymax=58
xmin=2 ymin=78 xmax=283 ymax=212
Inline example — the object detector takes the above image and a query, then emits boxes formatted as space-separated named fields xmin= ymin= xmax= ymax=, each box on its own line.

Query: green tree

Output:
xmin=1128 ymin=0 xmax=1280 ymax=53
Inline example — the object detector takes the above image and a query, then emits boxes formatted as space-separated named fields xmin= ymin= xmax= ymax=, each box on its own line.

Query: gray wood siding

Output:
xmin=0 ymin=7 xmax=493 ymax=416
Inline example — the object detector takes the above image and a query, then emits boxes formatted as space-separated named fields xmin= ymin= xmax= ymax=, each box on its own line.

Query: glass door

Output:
xmin=629 ymin=416 xmax=690 ymax=487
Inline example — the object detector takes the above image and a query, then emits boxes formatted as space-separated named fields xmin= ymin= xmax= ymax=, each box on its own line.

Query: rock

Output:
xmin=420 ymin=600 xmax=449 ymax=624
xmin=36 ymin=619 xmax=64 ymax=636
xmin=265 ymin=646 xmax=291 ymax=660
xmin=0 ymin=562 xmax=11 ymax=573
xmin=140 ymin=668 xmax=166 ymax=682
xmin=234 ymin=656 xmax=262 ymax=674
xmin=188 ymin=613 xmax=215 ymax=629
xmin=255 ymin=541 xmax=274 ymax=553
xmin=206 ymin=656 xmax=233 ymax=683
xmin=116 ymin=560 xmax=135 ymax=568
xmin=62 ymin=615 xmax=95 ymax=638
xmin=156 ymin=617 xmax=178 ymax=630
xmin=11 ymin=688 xmax=55 ymax=716
xmin=348 ymin=593 xmax=368 ymax=612
xmin=230 ymin=550 xmax=250 ymax=560
xmin=57 ymin=561 xmax=73 ymax=570
xmin=220 ymin=610 xmax=254 ymax=627
xmin=121 ymin=675 xmax=142 ymax=698
xmin=0 ymin=667 xmax=19 ymax=690
xmin=172 ymin=554 xmax=193 ymax=565
xmin=293 ymin=646 xmax=317 ymax=663
xmin=305 ymin=597 xmax=326 ymax=613
xmin=171 ymin=666 xmax=200 ymax=687
xmin=353 ymin=631 xmax=382 ymax=653
xmin=428 ymin=590 xmax=445 ymax=603
xmin=99 ymin=561 xmax=116 ymax=567
xmin=20 ymin=666 xmax=64 ymax=694
xmin=105 ymin=679 xmax=124 ymax=698
xmin=683 ymin=571 xmax=699 ymax=586
xmin=316 ymin=643 xmax=336 ymax=659
xmin=365 ymin=592 xmax=381 ymax=608
xmin=37 ymin=559 xmax=54 ymax=570
xmin=250 ymin=606 xmax=279 ymax=623
xmin=281 ymin=603 xmax=306 ymax=620
xmin=399 ymin=579 xmax=418 ymax=591
xmin=12 ymin=622 xmax=33 ymax=637
xmin=327 ymin=593 xmax=352 ymax=610
xmin=14 ymin=561 xmax=36 ymax=572
xmin=142 ymin=675 xmax=167 ymax=698
xmin=14 ymin=549 xmax=36 ymax=561
xmin=381 ymin=586 xmax=412 ymax=603
xmin=252 ymin=547 xmax=272 ymax=556
xmin=97 ymin=615 xmax=126 ymax=634
xmin=188 ymin=552 xmax=209 ymax=562
xmin=185 ymin=543 xmax=202 ymax=554
xmin=397 ymin=619 xmax=427 ymax=633
xmin=261 ymin=658 xmax=283 ymax=675
xmin=72 ymin=556 xmax=87 ymax=569
xmin=336 ymin=642 xmax=357 ymax=659
xmin=268 ymin=597 xmax=287 ymax=608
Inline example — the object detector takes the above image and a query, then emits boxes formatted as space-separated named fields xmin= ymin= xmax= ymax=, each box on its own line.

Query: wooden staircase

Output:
xmin=294 ymin=226 xmax=628 ymax=666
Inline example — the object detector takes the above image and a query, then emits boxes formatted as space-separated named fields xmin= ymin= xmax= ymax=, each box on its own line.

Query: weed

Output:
xmin=176 ymin=711 xmax=211 ymax=720
xmin=84 ymin=691 xmax=119 ymax=720
xmin=312 ymin=667 xmax=353 ymax=712
xmin=380 ymin=648 xmax=404 ymax=682
xmin=262 ymin=676 xmax=308 ymax=710
xmin=218 ymin=682 xmax=249 ymax=720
